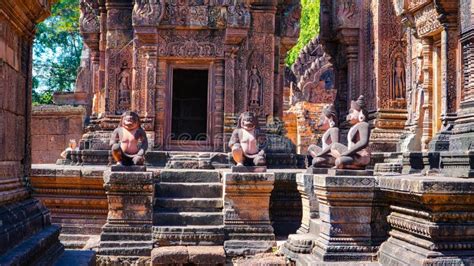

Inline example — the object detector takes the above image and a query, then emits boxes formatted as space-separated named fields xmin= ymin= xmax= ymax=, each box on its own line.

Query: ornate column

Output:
xmin=79 ymin=0 xmax=100 ymax=115
xmin=104 ymin=0 xmax=133 ymax=115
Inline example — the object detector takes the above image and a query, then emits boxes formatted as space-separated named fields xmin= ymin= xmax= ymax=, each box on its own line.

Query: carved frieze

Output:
xmin=407 ymin=0 xmax=430 ymax=11
xmin=132 ymin=0 xmax=165 ymax=26
xmin=157 ymin=30 xmax=224 ymax=57
xmin=79 ymin=0 xmax=99 ymax=34
xmin=413 ymin=3 xmax=441 ymax=37
xmin=161 ymin=1 xmax=228 ymax=28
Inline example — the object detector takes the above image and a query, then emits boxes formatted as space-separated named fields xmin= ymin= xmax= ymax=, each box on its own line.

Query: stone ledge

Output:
xmin=151 ymin=246 xmax=225 ymax=265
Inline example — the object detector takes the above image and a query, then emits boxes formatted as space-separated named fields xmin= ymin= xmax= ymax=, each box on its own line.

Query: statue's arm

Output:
xmin=342 ymin=124 xmax=369 ymax=156
xmin=317 ymin=129 xmax=339 ymax=156
xmin=229 ymin=129 xmax=240 ymax=149
xmin=136 ymin=128 xmax=148 ymax=156
xmin=109 ymin=128 xmax=121 ymax=146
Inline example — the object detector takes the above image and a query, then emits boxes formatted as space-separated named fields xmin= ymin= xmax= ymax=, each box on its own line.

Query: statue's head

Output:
xmin=237 ymin=111 xmax=258 ymax=131
xmin=120 ymin=111 xmax=140 ymax=131
xmin=317 ymin=104 xmax=337 ymax=130
xmin=68 ymin=139 xmax=77 ymax=149
xmin=347 ymin=95 xmax=368 ymax=124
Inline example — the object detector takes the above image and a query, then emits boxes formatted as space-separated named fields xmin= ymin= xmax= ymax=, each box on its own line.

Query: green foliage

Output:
xmin=285 ymin=0 xmax=320 ymax=66
xmin=32 ymin=0 xmax=82 ymax=105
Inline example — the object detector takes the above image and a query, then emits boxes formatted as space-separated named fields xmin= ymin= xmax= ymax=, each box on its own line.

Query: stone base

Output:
xmin=327 ymin=168 xmax=373 ymax=176
xmin=223 ymin=172 xmax=276 ymax=256
xmin=373 ymin=162 xmax=402 ymax=175
xmin=305 ymin=167 xmax=329 ymax=174
xmin=151 ymin=246 xmax=225 ymax=265
xmin=99 ymin=170 xmax=154 ymax=259
xmin=379 ymin=237 xmax=474 ymax=266
xmin=313 ymin=174 xmax=384 ymax=262
xmin=231 ymin=165 xmax=267 ymax=172
xmin=280 ymin=233 xmax=318 ymax=260
xmin=110 ymin=164 xmax=147 ymax=172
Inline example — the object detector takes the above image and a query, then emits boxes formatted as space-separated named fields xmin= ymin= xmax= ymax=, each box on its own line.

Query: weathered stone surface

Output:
xmin=231 ymin=165 xmax=267 ymax=173
xmin=151 ymin=246 xmax=188 ymax=265
xmin=31 ymin=105 xmax=86 ymax=164
xmin=111 ymin=164 xmax=147 ymax=172
xmin=378 ymin=175 xmax=474 ymax=265
xmin=30 ymin=165 xmax=107 ymax=248
xmin=153 ymin=169 xmax=225 ymax=247
xmin=187 ymin=246 xmax=225 ymax=264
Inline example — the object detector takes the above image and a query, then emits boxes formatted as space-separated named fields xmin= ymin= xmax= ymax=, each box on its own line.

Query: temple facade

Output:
xmin=77 ymin=0 xmax=300 ymax=152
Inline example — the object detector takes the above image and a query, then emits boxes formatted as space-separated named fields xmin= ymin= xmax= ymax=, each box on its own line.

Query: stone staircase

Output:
xmin=152 ymin=170 xmax=226 ymax=264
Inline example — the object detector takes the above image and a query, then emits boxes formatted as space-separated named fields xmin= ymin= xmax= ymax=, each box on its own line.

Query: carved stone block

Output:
xmin=312 ymin=174 xmax=384 ymax=262
xmin=223 ymin=172 xmax=276 ymax=256
xmin=98 ymin=170 xmax=154 ymax=261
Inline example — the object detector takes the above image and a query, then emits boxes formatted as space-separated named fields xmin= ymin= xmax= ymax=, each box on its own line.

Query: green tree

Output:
xmin=32 ymin=0 xmax=82 ymax=105
xmin=286 ymin=0 xmax=320 ymax=66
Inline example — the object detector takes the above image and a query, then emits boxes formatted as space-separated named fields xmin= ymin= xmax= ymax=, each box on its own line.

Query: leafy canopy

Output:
xmin=285 ymin=0 xmax=320 ymax=66
xmin=32 ymin=0 xmax=82 ymax=105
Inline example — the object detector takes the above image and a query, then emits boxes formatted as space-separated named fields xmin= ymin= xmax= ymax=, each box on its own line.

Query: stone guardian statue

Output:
xmin=229 ymin=112 xmax=266 ymax=166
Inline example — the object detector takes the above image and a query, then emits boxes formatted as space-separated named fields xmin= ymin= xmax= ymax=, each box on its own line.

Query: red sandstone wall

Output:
xmin=31 ymin=105 xmax=85 ymax=164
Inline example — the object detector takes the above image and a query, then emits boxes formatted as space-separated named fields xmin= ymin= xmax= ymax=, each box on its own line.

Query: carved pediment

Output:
xmin=413 ymin=3 xmax=442 ymax=36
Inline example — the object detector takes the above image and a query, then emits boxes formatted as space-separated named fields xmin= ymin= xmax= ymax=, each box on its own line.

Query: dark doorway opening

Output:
xmin=171 ymin=69 xmax=208 ymax=141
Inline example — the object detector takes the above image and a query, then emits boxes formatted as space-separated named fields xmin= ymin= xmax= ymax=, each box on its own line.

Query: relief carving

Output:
xmin=248 ymin=65 xmax=263 ymax=106
xmin=79 ymin=0 xmax=99 ymax=33
xmin=227 ymin=2 xmax=250 ymax=28
xmin=337 ymin=0 xmax=358 ymax=28
xmin=117 ymin=61 xmax=132 ymax=113
xmin=280 ymin=3 xmax=301 ymax=38
xmin=414 ymin=3 xmax=441 ymax=36
xmin=132 ymin=0 xmax=165 ymax=26
xmin=390 ymin=51 xmax=406 ymax=100
xmin=157 ymin=31 xmax=224 ymax=57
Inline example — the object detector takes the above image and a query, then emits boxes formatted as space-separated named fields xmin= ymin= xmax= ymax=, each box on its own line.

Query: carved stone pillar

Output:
xmin=223 ymin=172 xmax=276 ymax=256
xmin=421 ymin=38 xmax=434 ymax=151
xmin=98 ymin=170 xmax=154 ymax=263
xmin=295 ymin=173 xmax=319 ymax=234
xmin=313 ymin=172 xmax=386 ymax=262
xmin=104 ymin=0 xmax=133 ymax=115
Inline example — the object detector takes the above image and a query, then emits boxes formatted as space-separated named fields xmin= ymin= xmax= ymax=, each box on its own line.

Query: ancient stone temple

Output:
xmin=77 ymin=0 xmax=300 ymax=153
xmin=0 ymin=0 xmax=94 ymax=264
xmin=5 ymin=0 xmax=474 ymax=265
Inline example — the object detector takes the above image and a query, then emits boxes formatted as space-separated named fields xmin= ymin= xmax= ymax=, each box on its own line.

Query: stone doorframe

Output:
xmin=163 ymin=62 xmax=217 ymax=151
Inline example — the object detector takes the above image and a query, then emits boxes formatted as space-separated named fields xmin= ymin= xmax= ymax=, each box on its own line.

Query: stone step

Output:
xmin=154 ymin=212 xmax=223 ymax=226
xmin=0 ymin=225 xmax=63 ymax=266
xmin=153 ymin=225 xmax=225 ymax=246
xmin=154 ymin=197 xmax=223 ymax=212
xmin=54 ymin=250 xmax=95 ymax=266
xmin=156 ymin=183 xmax=223 ymax=198
xmin=98 ymin=246 xmax=151 ymax=257
xmin=158 ymin=170 xmax=221 ymax=183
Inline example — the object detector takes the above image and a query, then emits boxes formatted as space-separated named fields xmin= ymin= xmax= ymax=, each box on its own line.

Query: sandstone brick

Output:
xmin=47 ymin=135 xmax=65 ymax=152
xmin=151 ymin=246 xmax=188 ymax=265
xmin=187 ymin=246 xmax=225 ymax=265
xmin=32 ymin=135 xmax=48 ymax=151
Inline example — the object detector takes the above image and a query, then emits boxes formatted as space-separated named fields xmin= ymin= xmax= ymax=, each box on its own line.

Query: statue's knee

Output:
xmin=253 ymin=156 xmax=266 ymax=166
xmin=112 ymin=144 xmax=121 ymax=152
xmin=132 ymin=156 xmax=144 ymax=165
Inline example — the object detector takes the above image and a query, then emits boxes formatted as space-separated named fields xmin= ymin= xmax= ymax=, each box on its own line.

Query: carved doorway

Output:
xmin=166 ymin=67 xmax=212 ymax=151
